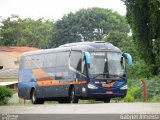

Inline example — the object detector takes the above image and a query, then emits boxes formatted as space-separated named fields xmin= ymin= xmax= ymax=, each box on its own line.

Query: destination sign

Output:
xmin=91 ymin=52 xmax=105 ymax=56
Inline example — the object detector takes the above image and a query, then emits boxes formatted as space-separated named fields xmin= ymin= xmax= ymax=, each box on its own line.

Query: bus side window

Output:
xmin=31 ymin=55 xmax=44 ymax=69
xmin=43 ymin=53 xmax=56 ymax=68
xmin=70 ymin=51 xmax=83 ymax=73
xmin=23 ymin=57 xmax=31 ymax=69
xmin=55 ymin=51 xmax=69 ymax=80
xmin=56 ymin=52 xmax=69 ymax=67
xmin=77 ymin=58 xmax=82 ymax=72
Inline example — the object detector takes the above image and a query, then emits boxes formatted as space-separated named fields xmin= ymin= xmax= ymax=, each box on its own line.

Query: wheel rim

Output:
xmin=71 ymin=90 xmax=75 ymax=103
xmin=32 ymin=91 xmax=36 ymax=103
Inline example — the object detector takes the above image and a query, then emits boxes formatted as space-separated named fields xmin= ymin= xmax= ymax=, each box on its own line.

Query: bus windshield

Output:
xmin=89 ymin=52 xmax=125 ymax=79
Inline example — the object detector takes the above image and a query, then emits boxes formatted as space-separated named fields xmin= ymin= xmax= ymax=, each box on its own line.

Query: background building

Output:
xmin=0 ymin=46 xmax=40 ymax=90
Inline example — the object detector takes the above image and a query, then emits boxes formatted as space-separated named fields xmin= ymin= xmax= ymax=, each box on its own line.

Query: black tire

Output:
xmin=31 ymin=89 xmax=44 ymax=104
xmin=70 ymin=87 xmax=79 ymax=104
xmin=58 ymin=98 xmax=70 ymax=104
xmin=104 ymin=98 xmax=111 ymax=103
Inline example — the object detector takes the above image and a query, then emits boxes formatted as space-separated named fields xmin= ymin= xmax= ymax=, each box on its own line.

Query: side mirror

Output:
xmin=85 ymin=52 xmax=91 ymax=64
xmin=122 ymin=53 xmax=132 ymax=66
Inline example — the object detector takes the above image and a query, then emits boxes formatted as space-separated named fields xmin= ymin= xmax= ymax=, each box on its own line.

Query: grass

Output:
xmin=0 ymin=78 xmax=18 ymax=82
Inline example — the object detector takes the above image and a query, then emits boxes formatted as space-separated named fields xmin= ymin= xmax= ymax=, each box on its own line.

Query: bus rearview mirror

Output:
xmin=122 ymin=53 xmax=132 ymax=66
xmin=85 ymin=52 xmax=91 ymax=64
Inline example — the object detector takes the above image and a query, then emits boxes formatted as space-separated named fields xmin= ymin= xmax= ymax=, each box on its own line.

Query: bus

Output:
xmin=18 ymin=41 xmax=132 ymax=104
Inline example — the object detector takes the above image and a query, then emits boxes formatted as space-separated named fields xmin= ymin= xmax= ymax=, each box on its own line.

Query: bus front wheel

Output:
xmin=104 ymin=98 xmax=111 ymax=103
xmin=31 ymin=89 xmax=44 ymax=104
xmin=70 ymin=87 xmax=79 ymax=104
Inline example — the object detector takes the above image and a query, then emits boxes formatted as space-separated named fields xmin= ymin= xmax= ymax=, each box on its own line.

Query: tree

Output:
xmin=0 ymin=15 xmax=54 ymax=48
xmin=102 ymin=31 xmax=128 ymax=47
xmin=49 ymin=7 xmax=129 ymax=47
xmin=123 ymin=0 xmax=160 ymax=75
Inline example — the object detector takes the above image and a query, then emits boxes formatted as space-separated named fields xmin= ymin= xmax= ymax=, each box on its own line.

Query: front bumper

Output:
xmin=81 ymin=86 xmax=127 ymax=99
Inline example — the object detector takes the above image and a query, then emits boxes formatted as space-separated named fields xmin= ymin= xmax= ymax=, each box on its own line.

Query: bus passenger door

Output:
xmin=69 ymin=51 xmax=86 ymax=96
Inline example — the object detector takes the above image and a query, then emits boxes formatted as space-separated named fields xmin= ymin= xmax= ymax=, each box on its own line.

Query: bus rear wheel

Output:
xmin=70 ymin=87 xmax=79 ymax=104
xmin=31 ymin=89 xmax=44 ymax=104
xmin=104 ymin=98 xmax=111 ymax=103
xmin=58 ymin=98 xmax=70 ymax=104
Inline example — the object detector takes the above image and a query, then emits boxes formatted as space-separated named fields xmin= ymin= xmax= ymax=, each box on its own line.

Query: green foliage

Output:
xmin=124 ymin=77 xmax=160 ymax=102
xmin=109 ymin=34 xmax=152 ymax=78
xmin=124 ymin=85 xmax=142 ymax=102
xmin=119 ymin=37 xmax=138 ymax=60
xmin=103 ymin=31 xmax=127 ymax=47
xmin=0 ymin=15 xmax=54 ymax=48
xmin=0 ymin=86 xmax=14 ymax=105
xmin=79 ymin=100 xmax=97 ymax=104
xmin=128 ymin=60 xmax=152 ymax=78
xmin=124 ymin=0 xmax=160 ymax=75
xmin=50 ymin=7 xmax=129 ymax=47
xmin=124 ymin=92 xmax=134 ymax=102
xmin=146 ymin=77 xmax=160 ymax=102
xmin=119 ymin=1 xmax=160 ymax=104
xmin=151 ymin=96 xmax=160 ymax=102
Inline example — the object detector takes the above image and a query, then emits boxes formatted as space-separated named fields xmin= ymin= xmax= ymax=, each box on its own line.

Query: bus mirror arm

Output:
xmin=122 ymin=53 xmax=132 ymax=66
xmin=87 ymin=64 xmax=90 ymax=68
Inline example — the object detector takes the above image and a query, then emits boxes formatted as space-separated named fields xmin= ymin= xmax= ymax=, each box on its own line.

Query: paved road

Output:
xmin=0 ymin=103 xmax=160 ymax=114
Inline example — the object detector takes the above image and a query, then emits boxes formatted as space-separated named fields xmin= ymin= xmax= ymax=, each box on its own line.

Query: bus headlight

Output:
xmin=120 ymin=85 xmax=128 ymax=90
xmin=87 ymin=84 xmax=98 ymax=89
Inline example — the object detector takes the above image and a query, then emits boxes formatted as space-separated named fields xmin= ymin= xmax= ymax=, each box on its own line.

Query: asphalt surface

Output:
xmin=0 ymin=103 xmax=160 ymax=114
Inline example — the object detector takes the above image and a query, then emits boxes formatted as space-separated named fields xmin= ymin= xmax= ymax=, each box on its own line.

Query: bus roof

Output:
xmin=60 ymin=41 xmax=120 ymax=52
xmin=22 ymin=41 xmax=121 ymax=56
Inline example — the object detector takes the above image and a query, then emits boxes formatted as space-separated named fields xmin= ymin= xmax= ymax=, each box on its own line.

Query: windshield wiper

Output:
xmin=109 ymin=74 xmax=126 ymax=79
xmin=92 ymin=73 xmax=108 ymax=79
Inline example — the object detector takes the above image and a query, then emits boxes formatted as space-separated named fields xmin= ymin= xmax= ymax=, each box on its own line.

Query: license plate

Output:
xmin=106 ymin=91 xmax=113 ymax=94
